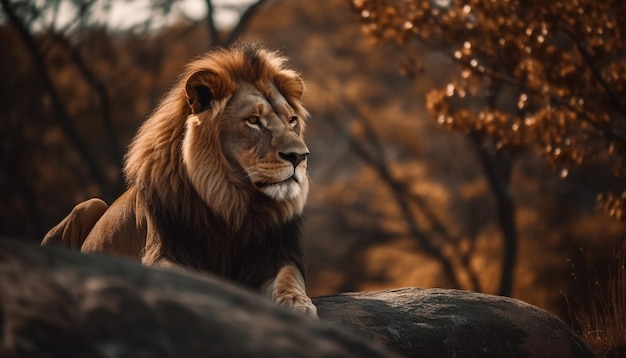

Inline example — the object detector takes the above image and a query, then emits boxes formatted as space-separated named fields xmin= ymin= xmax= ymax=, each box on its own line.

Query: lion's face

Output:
xmin=182 ymin=79 xmax=309 ymax=221
xmin=220 ymin=82 xmax=309 ymax=202
xmin=169 ymin=46 xmax=311 ymax=224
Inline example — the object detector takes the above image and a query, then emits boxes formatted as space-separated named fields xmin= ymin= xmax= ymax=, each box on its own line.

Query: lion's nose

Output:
xmin=279 ymin=151 xmax=309 ymax=167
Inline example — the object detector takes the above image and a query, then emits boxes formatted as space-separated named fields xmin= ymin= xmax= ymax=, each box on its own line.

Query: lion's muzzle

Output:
xmin=279 ymin=151 xmax=309 ymax=168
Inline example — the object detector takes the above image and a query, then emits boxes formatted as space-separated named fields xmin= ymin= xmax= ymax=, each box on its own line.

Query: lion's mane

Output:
xmin=123 ymin=43 xmax=309 ymax=288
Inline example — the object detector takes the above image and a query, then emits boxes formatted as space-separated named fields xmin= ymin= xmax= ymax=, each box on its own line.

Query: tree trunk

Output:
xmin=471 ymin=134 xmax=518 ymax=297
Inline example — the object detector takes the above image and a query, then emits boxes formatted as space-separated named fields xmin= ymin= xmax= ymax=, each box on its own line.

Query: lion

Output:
xmin=42 ymin=42 xmax=317 ymax=317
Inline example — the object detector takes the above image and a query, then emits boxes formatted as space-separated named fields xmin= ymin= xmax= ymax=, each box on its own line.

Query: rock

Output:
xmin=0 ymin=240 xmax=594 ymax=358
xmin=0 ymin=240 xmax=394 ymax=358
xmin=314 ymin=289 xmax=596 ymax=358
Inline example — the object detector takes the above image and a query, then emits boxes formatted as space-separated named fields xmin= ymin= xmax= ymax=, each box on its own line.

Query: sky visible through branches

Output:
xmin=27 ymin=0 xmax=255 ymax=31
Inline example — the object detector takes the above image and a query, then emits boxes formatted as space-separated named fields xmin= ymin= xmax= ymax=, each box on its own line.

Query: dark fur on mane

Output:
xmin=143 ymin=185 xmax=306 ymax=290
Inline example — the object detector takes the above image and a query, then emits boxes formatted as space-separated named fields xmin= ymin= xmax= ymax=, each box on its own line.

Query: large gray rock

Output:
xmin=1 ymin=240 xmax=594 ymax=357
xmin=315 ymin=289 xmax=595 ymax=358
xmin=0 ymin=240 xmax=394 ymax=357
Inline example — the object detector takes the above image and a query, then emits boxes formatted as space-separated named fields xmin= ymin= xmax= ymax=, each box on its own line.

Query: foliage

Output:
xmin=350 ymin=0 xmax=626 ymax=219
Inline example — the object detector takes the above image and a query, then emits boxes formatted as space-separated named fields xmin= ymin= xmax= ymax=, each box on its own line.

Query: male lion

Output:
xmin=42 ymin=43 xmax=317 ymax=317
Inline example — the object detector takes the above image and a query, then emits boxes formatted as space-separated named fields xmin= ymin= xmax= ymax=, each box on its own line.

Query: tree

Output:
xmin=349 ymin=0 xmax=626 ymax=296
xmin=350 ymin=0 xmax=626 ymax=219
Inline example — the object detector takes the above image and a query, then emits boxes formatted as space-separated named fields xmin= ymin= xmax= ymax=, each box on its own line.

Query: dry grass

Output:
xmin=572 ymin=250 xmax=626 ymax=358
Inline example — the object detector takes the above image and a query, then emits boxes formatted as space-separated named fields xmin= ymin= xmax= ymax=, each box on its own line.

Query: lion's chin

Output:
xmin=259 ymin=179 xmax=302 ymax=202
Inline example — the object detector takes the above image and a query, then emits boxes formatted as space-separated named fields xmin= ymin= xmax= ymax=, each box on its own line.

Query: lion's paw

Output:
xmin=273 ymin=290 xmax=318 ymax=319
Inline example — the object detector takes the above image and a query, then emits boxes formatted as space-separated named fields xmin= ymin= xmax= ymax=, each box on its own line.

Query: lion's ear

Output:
xmin=275 ymin=73 xmax=304 ymax=100
xmin=185 ymin=70 xmax=233 ymax=114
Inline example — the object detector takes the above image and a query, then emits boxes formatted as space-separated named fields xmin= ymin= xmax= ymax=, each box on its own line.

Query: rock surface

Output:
xmin=1 ymin=240 xmax=594 ymax=357
xmin=0 ymin=240 xmax=394 ymax=358
xmin=315 ymin=289 xmax=595 ymax=358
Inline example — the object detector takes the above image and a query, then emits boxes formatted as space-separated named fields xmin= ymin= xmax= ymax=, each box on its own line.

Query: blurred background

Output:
xmin=1 ymin=0 xmax=625 ymax=355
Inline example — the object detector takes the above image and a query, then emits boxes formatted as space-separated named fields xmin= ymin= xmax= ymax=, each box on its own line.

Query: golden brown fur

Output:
xmin=42 ymin=43 xmax=317 ymax=317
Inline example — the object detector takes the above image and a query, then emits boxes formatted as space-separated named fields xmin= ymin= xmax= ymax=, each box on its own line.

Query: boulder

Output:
xmin=315 ymin=289 xmax=595 ymax=358
xmin=0 ymin=240 xmax=394 ymax=357
xmin=0 ymin=240 xmax=594 ymax=357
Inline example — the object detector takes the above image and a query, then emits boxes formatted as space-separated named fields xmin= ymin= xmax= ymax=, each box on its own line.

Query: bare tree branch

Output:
xmin=225 ymin=0 xmax=267 ymax=45
xmin=53 ymin=35 xmax=124 ymax=193
xmin=326 ymin=108 xmax=462 ymax=288
xmin=1 ymin=0 xmax=112 ymax=200
xmin=205 ymin=0 xmax=220 ymax=46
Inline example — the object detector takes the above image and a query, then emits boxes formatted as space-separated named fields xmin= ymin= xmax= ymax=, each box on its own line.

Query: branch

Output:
xmin=1 ymin=0 xmax=112 ymax=199
xmin=558 ymin=23 xmax=626 ymax=116
xmin=225 ymin=0 xmax=267 ymax=45
xmin=205 ymin=0 xmax=220 ymax=46
xmin=413 ymin=35 xmax=626 ymax=147
xmin=346 ymin=100 xmax=484 ymax=291
xmin=53 ymin=35 xmax=124 ymax=186
xmin=327 ymin=111 xmax=461 ymax=288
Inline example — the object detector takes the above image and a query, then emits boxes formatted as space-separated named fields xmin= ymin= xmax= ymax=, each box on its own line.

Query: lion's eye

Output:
xmin=246 ymin=116 xmax=261 ymax=128
xmin=289 ymin=116 xmax=298 ymax=127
